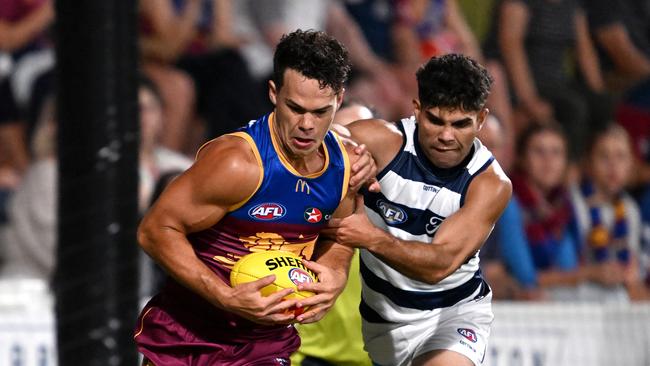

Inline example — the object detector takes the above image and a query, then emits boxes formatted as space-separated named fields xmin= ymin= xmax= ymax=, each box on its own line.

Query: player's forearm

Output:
xmin=360 ymin=228 xmax=454 ymax=284
xmin=137 ymin=222 xmax=232 ymax=308
xmin=315 ymin=243 xmax=353 ymax=275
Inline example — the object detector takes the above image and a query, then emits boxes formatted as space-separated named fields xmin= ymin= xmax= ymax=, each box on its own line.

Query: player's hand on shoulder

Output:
xmin=348 ymin=143 xmax=380 ymax=193
xmin=293 ymin=260 xmax=348 ymax=324
xmin=222 ymin=275 xmax=298 ymax=325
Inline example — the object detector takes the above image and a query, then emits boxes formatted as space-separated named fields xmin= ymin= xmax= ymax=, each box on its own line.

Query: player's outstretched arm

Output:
xmin=137 ymin=135 xmax=297 ymax=324
xmin=325 ymin=164 xmax=512 ymax=284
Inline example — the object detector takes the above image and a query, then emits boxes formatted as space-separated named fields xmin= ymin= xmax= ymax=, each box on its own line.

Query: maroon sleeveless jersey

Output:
xmin=133 ymin=114 xmax=350 ymax=365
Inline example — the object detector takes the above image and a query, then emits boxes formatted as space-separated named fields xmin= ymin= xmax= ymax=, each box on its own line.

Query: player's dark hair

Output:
xmin=416 ymin=54 xmax=493 ymax=112
xmin=273 ymin=29 xmax=351 ymax=94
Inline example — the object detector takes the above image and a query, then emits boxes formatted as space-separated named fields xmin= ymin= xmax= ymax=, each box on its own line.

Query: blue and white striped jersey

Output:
xmin=360 ymin=116 xmax=494 ymax=323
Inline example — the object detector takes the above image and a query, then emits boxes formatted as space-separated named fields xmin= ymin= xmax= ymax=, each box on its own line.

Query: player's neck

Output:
xmin=278 ymin=143 xmax=326 ymax=175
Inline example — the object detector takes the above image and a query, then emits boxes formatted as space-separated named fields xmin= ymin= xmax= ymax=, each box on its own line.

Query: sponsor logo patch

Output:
xmin=377 ymin=200 xmax=407 ymax=224
xmin=304 ymin=207 xmax=323 ymax=223
xmin=288 ymin=268 xmax=314 ymax=286
xmin=248 ymin=203 xmax=286 ymax=221
xmin=457 ymin=328 xmax=478 ymax=343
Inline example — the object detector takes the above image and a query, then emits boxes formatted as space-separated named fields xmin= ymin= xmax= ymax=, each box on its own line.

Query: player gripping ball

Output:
xmin=230 ymin=251 xmax=318 ymax=316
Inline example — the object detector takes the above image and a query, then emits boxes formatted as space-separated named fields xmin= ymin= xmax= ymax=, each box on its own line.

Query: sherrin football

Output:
xmin=230 ymin=250 xmax=318 ymax=315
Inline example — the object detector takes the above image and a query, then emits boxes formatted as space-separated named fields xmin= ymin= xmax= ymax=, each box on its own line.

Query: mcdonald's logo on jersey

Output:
xmin=295 ymin=179 xmax=311 ymax=194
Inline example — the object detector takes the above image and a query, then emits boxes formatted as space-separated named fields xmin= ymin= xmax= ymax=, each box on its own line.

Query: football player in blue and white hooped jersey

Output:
xmin=324 ymin=54 xmax=512 ymax=366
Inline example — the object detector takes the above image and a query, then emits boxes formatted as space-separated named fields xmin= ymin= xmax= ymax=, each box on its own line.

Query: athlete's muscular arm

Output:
xmin=325 ymin=165 xmax=512 ymax=284
xmin=138 ymin=135 xmax=297 ymax=324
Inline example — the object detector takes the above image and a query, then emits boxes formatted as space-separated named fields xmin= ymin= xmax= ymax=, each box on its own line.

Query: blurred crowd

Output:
xmin=1 ymin=0 xmax=650 ymax=306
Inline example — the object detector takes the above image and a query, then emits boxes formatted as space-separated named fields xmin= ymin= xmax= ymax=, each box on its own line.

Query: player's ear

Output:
xmin=269 ymin=80 xmax=278 ymax=106
xmin=336 ymin=88 xmax=345 ymax=110
xmin=477 ymin=108 xmax=489 ymax=130
xmin=413 ymin=99 xmax=421 ymax=119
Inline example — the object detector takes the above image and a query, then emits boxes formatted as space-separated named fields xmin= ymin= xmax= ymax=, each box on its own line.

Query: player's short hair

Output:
xmin=273 ymin=29 xmax=351 ymax=94
xmin=416 ymin=54 xmax=493 ymax=112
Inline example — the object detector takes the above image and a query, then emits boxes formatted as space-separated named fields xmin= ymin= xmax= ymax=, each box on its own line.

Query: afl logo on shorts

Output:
xmin=377 ymin=200 xmax=407 ymax=224
xmin=288 ymin=268 xmax=314 ymax=286
xmin=457 ymin=328 xmax=477 ymax=343
xmin=304 ymin=207 xmax=323 ymax=223
xmin=249 ymin=203 xmax=286 ymax=221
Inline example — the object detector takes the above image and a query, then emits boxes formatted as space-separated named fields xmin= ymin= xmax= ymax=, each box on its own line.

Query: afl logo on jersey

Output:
xmin=457 ymin=328 xmax=478 ymax=343
xmin=377 ymin=200 xmax=407 ymax=224
xmin=304 ymin=207 xmax=323 ymax=223
xmin=249 ymin=203 xmax=286 ymax=221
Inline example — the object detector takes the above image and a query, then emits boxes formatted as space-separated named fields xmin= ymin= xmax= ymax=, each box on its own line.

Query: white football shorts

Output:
xmin=363 ymin=289 xmax=493 ymax=366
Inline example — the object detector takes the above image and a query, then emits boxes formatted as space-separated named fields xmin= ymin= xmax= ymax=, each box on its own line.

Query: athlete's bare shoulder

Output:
xmin=189 ymin=134 xmax=262 ymax=206
xmin=465 ymin=161 xmax=512 ymax=219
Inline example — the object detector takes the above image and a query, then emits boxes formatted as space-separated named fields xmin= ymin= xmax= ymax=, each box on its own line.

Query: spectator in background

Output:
xmin=233 ymin=0 xmax=408 ymax=121
xmin=0 ymin=77 xmax=192 ymax=282
xmin=484 ymin=0 xmax=612 ymax=161
xmin=0 ymin=95 xmax=56 ymax=280
xmin=138 ymin=0 xmax=196 ymax=154
xmin=507 ymin=124 xmax=580 ymax=300
xmin=570 ymin=124 xmax=650 ymax=302
xmin=139 ymin=0 xmax=266 ymax=153
xmin=343 ymin=0 xmax=395 ymax=62
xmin=583 ymin=0 xmax=650 ymax=90
xmin=0 ymin=0 xmax=54 ymax=222
xmin=583 ymin=0 xmax=650 ymax=189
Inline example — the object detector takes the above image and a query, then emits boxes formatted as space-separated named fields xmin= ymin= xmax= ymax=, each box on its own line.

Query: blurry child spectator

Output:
xmin=570 ymin=124 xmax=650 ymax=301
xmin=505 ymin=124 xmax=582 ymax=300
xmin=484 ymin=0 xmax=612 ymax=161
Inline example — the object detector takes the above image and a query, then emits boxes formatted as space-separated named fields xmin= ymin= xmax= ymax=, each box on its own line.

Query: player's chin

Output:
xmin=433 ymin=152 xmax=463 ymax=168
